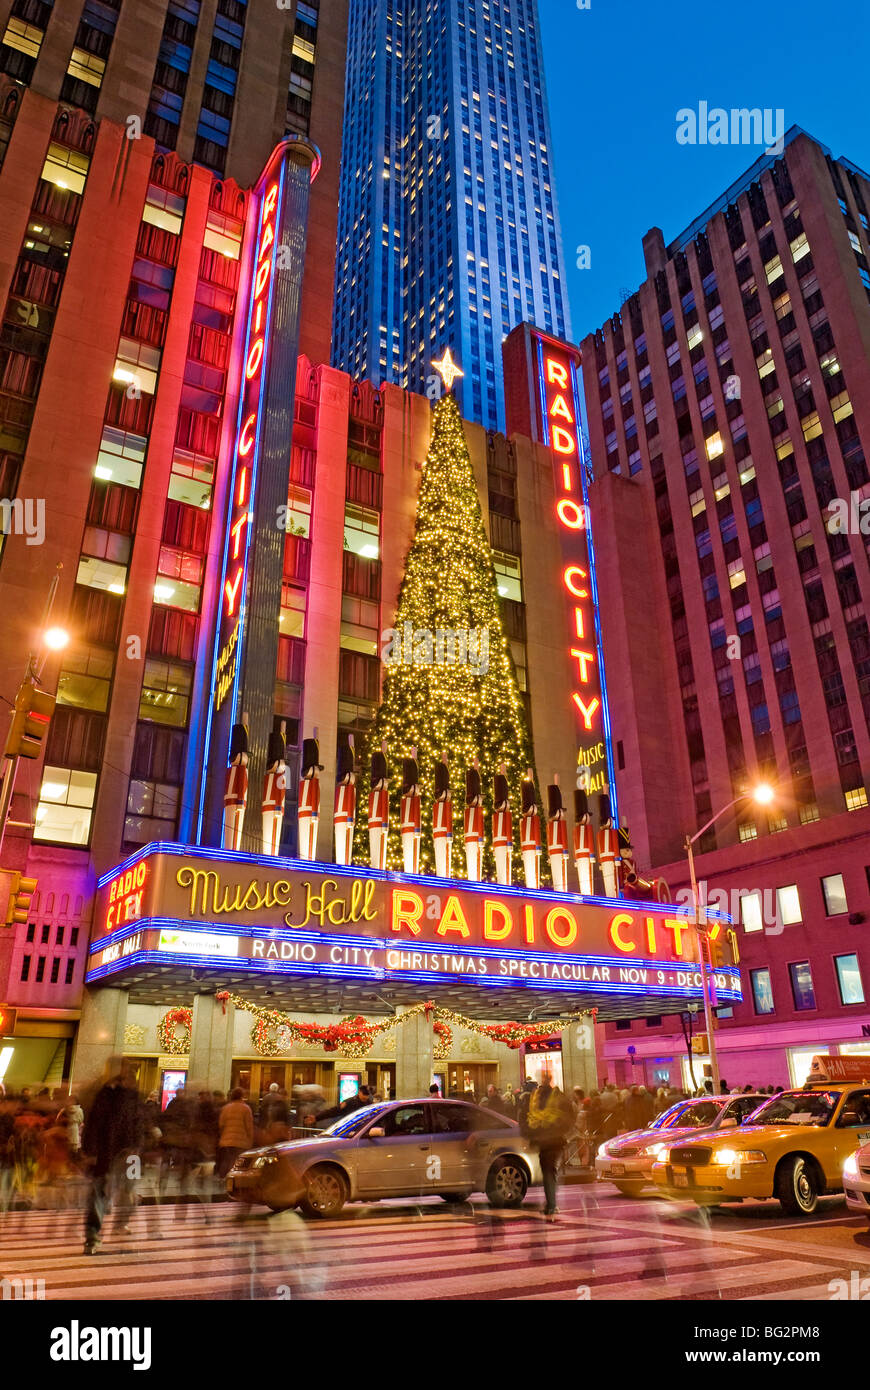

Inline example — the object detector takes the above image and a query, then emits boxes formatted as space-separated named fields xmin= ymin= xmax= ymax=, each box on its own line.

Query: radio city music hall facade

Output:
xmin=0 ymin=85 xmax=740 ymax=1101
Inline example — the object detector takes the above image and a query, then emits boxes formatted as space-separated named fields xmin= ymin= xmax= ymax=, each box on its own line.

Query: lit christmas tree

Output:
xmin=355 ymin=385 xmax=539 ymax=880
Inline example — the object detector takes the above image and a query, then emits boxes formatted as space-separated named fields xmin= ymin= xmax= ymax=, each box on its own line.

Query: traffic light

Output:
xmin=708 ymin=927 xmax=725 ymax=969
xmin=726 ymin=927 xmax=740 ymax=965
xmin=4 ymin=680 xmax=55 ymax=760
xmin=4 ymin=871 xmax=37 ymax=926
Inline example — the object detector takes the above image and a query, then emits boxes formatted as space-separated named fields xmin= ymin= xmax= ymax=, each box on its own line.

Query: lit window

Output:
xmin=801 ymin=411 xmax=822 ymax=442
xmin=790 ymin=233 xmax=810 ymax=262
xmin=203 ymin=210 xmax=243 ymax=260
xmin=776 ymin=884 xmax=802 ymax=925
xmin=279 ymin=584 xmax=307 ymax=638
xmin=169 ymin=448 xmax=214 ymax=510
xmin=142 ymin=184 xmax=185 ymax=235
xmin=34 ymin=768 xmax=97 ymax=846
xmin=798 ymin=802 xmax=820 ymax=825
xmin=738 ymin=822 xmax=757 ymax=843
xmin=139 ymin=660 xmax=192 ymax=726
xmin=41 ymin=142 xmax=89 ymax=195
xmin=114 ymin=339 xmax=161 ymax=396
xmin=344 ymin=503 xmax=379 ymax=559
xmin=835 ymin=954 xmax=864 ymax=1006
xmin=788 ymin=960 xmax=816 ymax=1011
xmin=773 ymin=292 xmax=792 ymax=320
xmin=95 ymin=426 xmax=146 ymax=489
xmin=848 ymin=230 xmax=862 ymax=253
xmin=830 ymin=392 xmax=853 ymax=423
xmin=740 ymin=891 xmax=764 ymax=933
xmin=284 ymin=485 xmax=312 ymax=538
xmin=846 ymin=787 xmax=869 ymax=811
xmin=750 ymin=968 xmax=774 ymax=1015
xmin=57 ymin=648 xmax=113 ymax=713
xmin=705 ymin=433 xmax=723 ymax=460
xmin=1 ymin=18 xmax=42 ymax=60
xmin=821 ymin=873 xmax=847 ymax=916
xmin=764 ymin=254 xmax=783 ymax=283
xmin=124 ymin=781 xmax=180 ymax=845
xmin=493 ymin=550 xmax=522 ymax=602
xmin=76 ymin=554 xmax=127 ymax=595
xmin=686 ymin=323 xmax=703 ymax=349
xmin=66 ymin=46 xmax=106 ymax=88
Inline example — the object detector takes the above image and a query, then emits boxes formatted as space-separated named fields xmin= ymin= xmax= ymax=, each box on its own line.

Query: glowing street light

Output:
xmin=42 ymin=626 xmax=70 ymax=652
xmin=685 ymin=784 xmax=777 ymax=1095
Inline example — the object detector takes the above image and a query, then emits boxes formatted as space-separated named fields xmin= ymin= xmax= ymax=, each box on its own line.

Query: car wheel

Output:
xmin=299 ymin=1165 xmax=348 ymax=1218
xmin=775 ymin=1155 xmax=819 ymax=1216
xmin=613 ymin=1182 xmax=644 ymax=1197
xmin=486 ymin=1158 xmax=529 ymax=1208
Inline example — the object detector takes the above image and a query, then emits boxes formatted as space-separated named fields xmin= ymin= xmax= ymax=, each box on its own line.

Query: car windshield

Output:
xmin=657 ymin=1101 xmax=716 ymax=1129
xmin=747 ymin=1090 xmax=838 ymax=1127
xmin=319 ymin=1103 xmax=389 ymax=1138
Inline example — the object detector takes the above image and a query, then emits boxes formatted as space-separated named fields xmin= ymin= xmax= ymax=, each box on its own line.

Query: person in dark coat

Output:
xmin=81 ymin=1069 xmax=145 ymax=1254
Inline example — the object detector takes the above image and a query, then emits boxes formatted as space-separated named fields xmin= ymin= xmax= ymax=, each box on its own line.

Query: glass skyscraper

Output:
xmin=331 ymin=0 xmax=571 ymax=430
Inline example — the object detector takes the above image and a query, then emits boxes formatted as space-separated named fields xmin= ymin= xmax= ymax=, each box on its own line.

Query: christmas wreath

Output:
xmin=157 ymin=1007 xmax=192 ymax=1055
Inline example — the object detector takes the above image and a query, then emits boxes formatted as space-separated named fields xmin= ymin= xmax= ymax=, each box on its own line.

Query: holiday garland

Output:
xmin=157 ymin=1007 xmax=193 ymax=1055
xmin=215 ymin=991 xmax=592 ymax=1060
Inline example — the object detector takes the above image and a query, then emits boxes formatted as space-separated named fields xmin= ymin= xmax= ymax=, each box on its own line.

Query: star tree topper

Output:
xmin=432 ymin=347 xmax=464 ymax=393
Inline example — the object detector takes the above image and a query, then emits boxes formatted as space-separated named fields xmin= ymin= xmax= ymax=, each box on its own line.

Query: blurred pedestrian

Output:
xmin=481 ymin=1083 xmax=507 ymax=1116
xmin=526 ymin=1071 xmax=573 ymax=1220
xmin=81 ymin=1067 xmax=145 ymax=1255
xmin=216 ymin=1088 xmax=254 ymax=1179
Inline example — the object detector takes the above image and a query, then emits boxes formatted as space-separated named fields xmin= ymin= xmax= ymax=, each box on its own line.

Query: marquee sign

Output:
xmin=86 ymin=844 xmax=741 ymax=1006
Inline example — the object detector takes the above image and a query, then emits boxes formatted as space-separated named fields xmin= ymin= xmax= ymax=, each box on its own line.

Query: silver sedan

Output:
xmin=227 ymin=1098 xmax=542 ymax=1217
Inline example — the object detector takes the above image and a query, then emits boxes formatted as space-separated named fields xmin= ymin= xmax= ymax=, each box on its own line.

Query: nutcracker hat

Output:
xmin=401 ymin=756 xmax=419 ymax=793
xmin=301 ymin=737 xmax=323 ymax=775
xmin=434 ymin=758 xmax=451 ymax=798
xmin=618 ymin=824 xmax=633 ymax=856
xmin=597 ymin=792 xmax=613 ymax=826
xmin=371 ymin=748 xmax=388 ymax=785
xmin=547 ymin=782 xmax=564 ymax=817
xmin=521 ymin=777 xmax=538 ymax=815
xmin=228 ymin=720 xmax=248 ymax=762
xmin=266 ymin=726 xmax=286 ymax=771
xmin=336 ymin=742 xmax=355 ymax=783
xmin=465 ymin=765 xmax=481 ymax=804
xmin=493 ymin=771 xmax=509 ymax=808
xmin=574 ymin=786 xmax=590 ymax=820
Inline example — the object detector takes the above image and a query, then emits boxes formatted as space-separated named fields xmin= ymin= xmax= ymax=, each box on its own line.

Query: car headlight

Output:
xmin=252 ymin=1153 xmax=279 ymax=1169
xmin=598 ymin=1142 xmax=612 ymax=1158
xmin=843 ymin=1153 xmax=860 ymax=1179
xmin=711 ymin=1148 xmax=767 ymax=1166
xmin=637 ymin=1142 xmax=666 ymax=1158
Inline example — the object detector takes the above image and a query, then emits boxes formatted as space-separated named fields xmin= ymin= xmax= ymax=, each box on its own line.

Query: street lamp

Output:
xmin=684 ymin=783 xmax=776 ymax=1096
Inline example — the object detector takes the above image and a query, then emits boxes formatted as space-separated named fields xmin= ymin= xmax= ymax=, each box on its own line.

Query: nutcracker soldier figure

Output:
xmin=368 ymin=740 xmax=389 ymax=871
xmin=333 ymin=735 xmax=356 ymax=866
xmin=400 ymin=747 xmax=421 ymax=874
xmin=492 ymin=763 xmax=512 ymax=886
xmin=464 ymin=758 xmax=484 ymax=881
xmin=520 ymin=769 xmax=542 ymax=890
xmin=297 ymin=731 xmax=323 ymax=861
xmin=222 ymin=715 xmax=249 ymax=851
xmin=261 ymin=721 xmax=287 ymax=856
xmin=546 ymin=774 xmax=569 ymax=892
xmin=596 ymin=789 xmax=621 ymax=898
xmin=432 ymin=752 xmax=453 ymax=878
xmin=618 ymin=823 xmax=671 ymax=903
xmin=573 ymin=768 xmax=595 ymax=896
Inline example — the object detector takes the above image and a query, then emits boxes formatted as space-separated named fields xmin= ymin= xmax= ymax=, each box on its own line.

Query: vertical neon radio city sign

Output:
xmin=535 ymin=337 xmax=617 ymax=809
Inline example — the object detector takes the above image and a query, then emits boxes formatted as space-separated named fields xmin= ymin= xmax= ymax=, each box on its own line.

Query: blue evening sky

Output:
xmin=537 ymin=0 xmax=870 ymax=343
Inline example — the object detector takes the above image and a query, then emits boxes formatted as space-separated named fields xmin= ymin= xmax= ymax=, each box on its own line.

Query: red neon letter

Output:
xmin=483 ymin=899 xmax=513 ymax=941
xmin=544 ymin=906 xmax=578 ymax=948
xmin=551 ymin=425 xmax=576 ymax=455
xmin=254 ymin=257 xmax=271 ymax=301
xmin=238 ymin=413 xmax=257 ymax=457
xmin=262 ymin=182 xmax=279 ymax=219
xmin=570 ymin=649 xmax=596 ymax=682
xmin=245 ymin=337 xmax=264 ymax=380
xmin=549 ymin=392 xmax=574 ymax=423
xmin=573 ymin=607 xmax=586 ymax=639
xmin=609 ymin=912 xmax=636 ymax=954
xmin=390 ymin=889 xmax=423 ymax=936
xmin=224 ymin=567 xmax=243 ymax=616
xmin=661 ymin=917 xmax=689 ymax=958
xmin=436 ymin=894 xmax=471 ymax=939
xmin=572 ymin=693 xmax=601 ymax=730
xmin=564 ymin=566 xmax=589 ymax=598
xmin=230 ymin=512 xmax=248 ymax=560
xmin=557 ymin=499 xmax=586 ymax=529
xmin=546 ymin=358 xmax=569 ymax=388
xmin=523 ymin=904 xmax=536 ymax=944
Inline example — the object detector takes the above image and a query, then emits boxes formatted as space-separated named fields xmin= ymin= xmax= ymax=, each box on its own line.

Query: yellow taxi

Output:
xmin=651 ymin=1056 xmax=870 ymax=1216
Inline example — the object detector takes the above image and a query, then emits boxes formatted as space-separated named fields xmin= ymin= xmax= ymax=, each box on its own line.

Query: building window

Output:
xmin=776 ymin=884 xmax=801 ymax=925
xmin=835 ymin=954 xmax=864 ymax=1005
xmin=344 ymin=503 xmax=379 ymax=559
xmin=493 ymin=550 xmax=522 ymax=602
xmin=750 ymin=968 xmax=774 ymax=1014
xmin=65 ymin=959 xmax=75 ymax=985
xmin=821 ymin=873 xmax=848 ymax=916
xmin=139 ymin=660 xmax=192 ymax=726
xmin=788 ymin=960 xmax=816 ymax=1011
xmin=845 ymin=787 xmax=868 ymax=811
xmin=33 ymin=768 xmax=98 ymax=846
